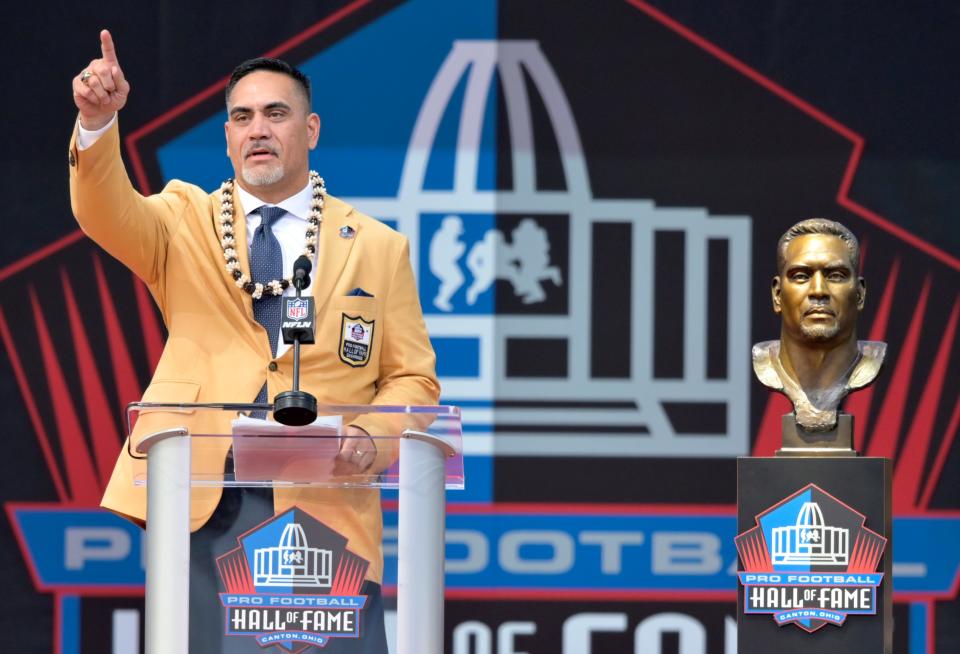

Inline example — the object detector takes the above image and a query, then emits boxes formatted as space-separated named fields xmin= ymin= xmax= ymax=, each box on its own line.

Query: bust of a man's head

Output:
xmin=753 ymin=219 xmax=885 ymax=432
xmin=773 ymin=219 xmax=864 ymax=349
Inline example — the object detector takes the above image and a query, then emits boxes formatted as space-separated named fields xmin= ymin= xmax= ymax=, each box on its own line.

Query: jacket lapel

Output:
xmin=312 ymin=196 xmax=359 ymax=313
xmin=212 ymin=187 xmax=255 ymax=321
xmin=279 ymin=196 xmax=358 ymax=361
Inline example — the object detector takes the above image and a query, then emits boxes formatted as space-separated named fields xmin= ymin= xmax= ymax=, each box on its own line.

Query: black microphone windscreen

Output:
xmin=294 ymin=255 xmax=313 ymax=277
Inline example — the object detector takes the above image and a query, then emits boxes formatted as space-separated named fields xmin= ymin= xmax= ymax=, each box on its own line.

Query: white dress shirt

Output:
xmin=78 ymin=115 xmax=317 ymax=358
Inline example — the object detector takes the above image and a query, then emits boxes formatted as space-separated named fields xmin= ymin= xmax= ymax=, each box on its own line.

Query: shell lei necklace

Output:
xmin=218 ymin=171 xmax=325 ymax=299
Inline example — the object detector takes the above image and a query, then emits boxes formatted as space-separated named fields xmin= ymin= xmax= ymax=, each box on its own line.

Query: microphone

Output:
xmin=292 ymin=255 xmax=312 ymax=291
xmin=273 ymin=256 xmax=318 ymax=426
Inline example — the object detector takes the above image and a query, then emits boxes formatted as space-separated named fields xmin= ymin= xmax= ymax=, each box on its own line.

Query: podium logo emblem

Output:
xmin=216 ymin=507 xmax=370 ymax=651
xmin=735 ymin=484 xmax=886 ymax=633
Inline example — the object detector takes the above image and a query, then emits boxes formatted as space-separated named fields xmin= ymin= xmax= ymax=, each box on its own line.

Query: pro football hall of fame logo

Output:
xmin=735 ymin=484 xmax=887 ymax=633
xmin=216 ymin=508 xmax=370 ymax=651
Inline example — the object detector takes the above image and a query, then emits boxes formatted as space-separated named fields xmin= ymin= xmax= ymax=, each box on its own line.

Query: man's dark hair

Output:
xmin=777 ymin=218 xmax=860 ymax=275
xmin=225 ymin=57 xmax=312 ymax=110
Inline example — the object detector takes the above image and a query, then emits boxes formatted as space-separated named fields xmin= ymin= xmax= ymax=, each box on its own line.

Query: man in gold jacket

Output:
xmin=70 ymin=30 xmax=439 ymax=653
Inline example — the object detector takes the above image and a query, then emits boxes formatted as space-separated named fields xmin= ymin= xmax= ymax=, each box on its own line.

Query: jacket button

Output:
xmin=268 ymin=362 xmax=278 ymax=372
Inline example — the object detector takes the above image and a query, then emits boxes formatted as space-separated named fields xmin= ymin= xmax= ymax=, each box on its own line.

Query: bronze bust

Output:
xmin=753 ymin=219 xmax=886 ymax=432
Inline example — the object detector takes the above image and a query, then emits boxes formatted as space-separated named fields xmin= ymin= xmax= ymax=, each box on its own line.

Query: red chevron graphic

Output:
xmin=734 ymin=528 xmax=772 ymax=572
xmin=217 ymin=548 xmax=256 ymax=595
xmin=1 ymin=250 xmax=164 ymax=503
xmin=845 ymin=257 xmax=900 ymax=450
xmin=30 ymin=285 xmax=101 ymax=504
xmin=867 ymin=276 xmax=932 ymax=459
xmin=848 ymin=529 xmax=886 ymax=573
xmin=894 ymin=297 xmax=960 ymax=512
xmin=60 ymin=266 xmax=120 ymax=489
xmin=0 ymin=305 xmax=70 ymax=500
xmin=93 ymin=256 xmax=144 ymax=419
xmin=329 ymin=551 xmax=369 ymax=596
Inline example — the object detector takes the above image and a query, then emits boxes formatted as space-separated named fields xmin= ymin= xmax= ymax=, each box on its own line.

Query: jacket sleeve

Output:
xmin=353 ymin=236 xmax=441 ymax=472
xmin=373 ymin=237 xmax=440 ymax=407
xmin=68 ymin=118 xmax=191 ymax=299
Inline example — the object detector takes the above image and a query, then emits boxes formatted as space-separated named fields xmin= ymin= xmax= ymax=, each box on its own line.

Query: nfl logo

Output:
xmin=286 ymin=298 xmax=309 ymax=320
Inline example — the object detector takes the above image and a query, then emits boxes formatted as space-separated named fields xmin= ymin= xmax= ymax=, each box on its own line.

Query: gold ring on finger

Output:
xmin=81 ymin=71 xmax=93 ymax=83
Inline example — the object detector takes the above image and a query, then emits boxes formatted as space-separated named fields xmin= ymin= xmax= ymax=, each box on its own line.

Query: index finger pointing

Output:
xmin=100 ymin=29 xmax=118 ymax=64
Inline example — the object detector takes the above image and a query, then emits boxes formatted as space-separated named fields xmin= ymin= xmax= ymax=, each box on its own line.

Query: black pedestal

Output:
xmin=736 ymin=456 xmax=892 ymax=653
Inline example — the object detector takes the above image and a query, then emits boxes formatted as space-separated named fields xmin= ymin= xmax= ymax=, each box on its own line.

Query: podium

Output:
xmin=126 ymin=402 xmax=463 ymax=654
xmin=736 ymin=415 xmax=892 ymax=653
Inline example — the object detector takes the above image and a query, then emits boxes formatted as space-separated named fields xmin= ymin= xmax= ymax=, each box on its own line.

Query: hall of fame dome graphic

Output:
xmin=342 ymin=39 xmax=753 ymax=459
xmin=254 ymin=522 xmax=334 ymax=588
xmin=771 ymin=501 xmax=850 ymax=567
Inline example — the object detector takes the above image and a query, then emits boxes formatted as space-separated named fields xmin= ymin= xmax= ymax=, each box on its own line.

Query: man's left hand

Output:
xmin=335 ymin=425 xmax=377 ymax=473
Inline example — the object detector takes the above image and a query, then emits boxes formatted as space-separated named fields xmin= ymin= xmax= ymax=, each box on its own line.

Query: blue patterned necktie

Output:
xmin=250 ymin=205 xmax=286 ymax=404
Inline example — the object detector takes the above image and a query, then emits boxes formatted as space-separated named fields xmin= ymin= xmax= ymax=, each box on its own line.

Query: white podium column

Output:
xmin=396 ymin=435 xmax=448 ymax=654
xmin=142 ymin=429 xmax=191 ymax=654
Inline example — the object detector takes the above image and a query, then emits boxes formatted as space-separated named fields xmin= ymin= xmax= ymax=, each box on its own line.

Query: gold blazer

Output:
xmin=69 ymin=120 xmax=440 ymax=582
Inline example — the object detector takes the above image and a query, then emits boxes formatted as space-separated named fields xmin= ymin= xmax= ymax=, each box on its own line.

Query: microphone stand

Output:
xmin=273 ymin=256 xmax=318 ymax=426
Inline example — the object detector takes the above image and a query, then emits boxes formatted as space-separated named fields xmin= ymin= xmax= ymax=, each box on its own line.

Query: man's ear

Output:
xmin=771 ymin=276 xmax=782 ymax=314
xmin=307 ymin=113 xmax=320 ymax=149
xmin=857 ymin=277 xmax=866 ymax=310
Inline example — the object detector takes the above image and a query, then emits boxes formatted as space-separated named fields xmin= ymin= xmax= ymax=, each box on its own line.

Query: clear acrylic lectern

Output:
xmin=126 ymin=402 xmax=463 ymax=654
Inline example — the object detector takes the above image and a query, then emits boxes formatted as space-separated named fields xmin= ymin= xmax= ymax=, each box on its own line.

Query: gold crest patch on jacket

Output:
xmin=339 ymin=314 xmax=375 ymax=366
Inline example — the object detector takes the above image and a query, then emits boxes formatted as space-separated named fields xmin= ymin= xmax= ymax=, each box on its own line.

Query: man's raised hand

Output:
xmin=73 ymin=30 xmax=130 ymax=131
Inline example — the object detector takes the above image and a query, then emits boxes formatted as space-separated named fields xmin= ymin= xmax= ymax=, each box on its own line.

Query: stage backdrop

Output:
xmin=2 ymin=1 xmax=958 ymax=652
